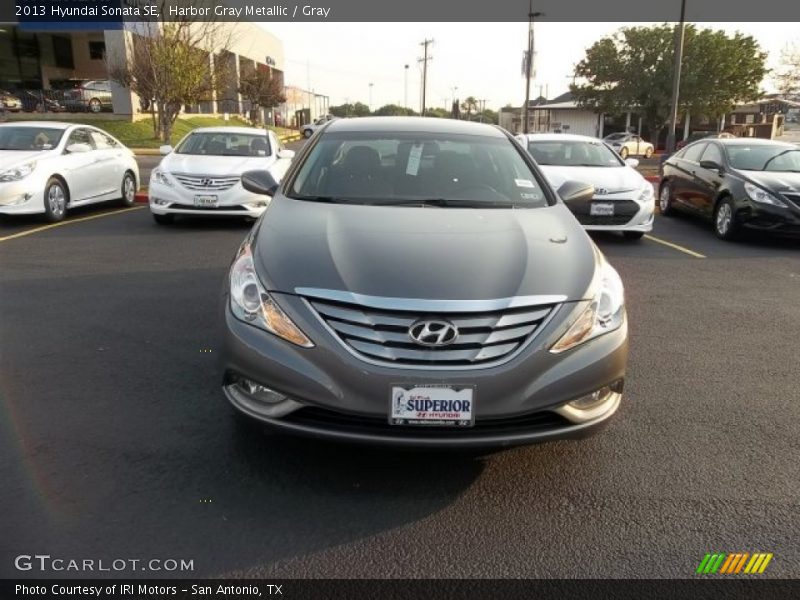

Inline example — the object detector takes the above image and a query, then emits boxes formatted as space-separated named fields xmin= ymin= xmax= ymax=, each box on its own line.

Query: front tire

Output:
xmin=714 ymin=197 xmax=738 ymax=241
xmin=152 ymin=213 xmax=174 ymax=225
xmin=644 ymin=146 xmax=654 ymax=159
xmin=120 ymin=172 xmax=136 ymax=206
xmin=303 ymin=128 xmax=312 ymax=139
xmin=89 ymin=98 xmax=102 ymax=113
xmin=623 ymin=231 xmax=645 ymax=240
xmin=43 ymin=178 xmax=68 ymax=222
xmin=659 ymin=182 xmax=675 ymax=216
xmin=619 ymin=146 xmax=629 ymax=159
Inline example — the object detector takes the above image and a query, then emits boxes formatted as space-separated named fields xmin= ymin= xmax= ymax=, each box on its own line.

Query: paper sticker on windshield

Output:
xmin=406 ymin=144 xmax=423 ymax=176
xmin=515 ymin=179 xmax=535 ymax=188
xmin=520 ymin=192 xmax=541 ymax=201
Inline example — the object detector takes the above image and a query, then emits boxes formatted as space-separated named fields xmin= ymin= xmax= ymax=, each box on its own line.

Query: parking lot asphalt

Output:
xmin=1 ymin=144 xmax=799 ymax=579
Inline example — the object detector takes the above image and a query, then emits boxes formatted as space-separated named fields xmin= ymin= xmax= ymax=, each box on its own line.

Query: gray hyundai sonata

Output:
xmin=221 ymin=117 xmax=627 ymax=448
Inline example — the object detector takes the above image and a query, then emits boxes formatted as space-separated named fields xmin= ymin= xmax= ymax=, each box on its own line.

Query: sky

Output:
xmin=263 ymin=22 xmax=799 ymax=111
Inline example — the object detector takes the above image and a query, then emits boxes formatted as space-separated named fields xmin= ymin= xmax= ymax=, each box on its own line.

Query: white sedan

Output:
xmin=602 ymin=132 xmax=655 ymax=159
xmin=517 ymin=133 xmax=654 ymax=240
xmin=0 ymin=122 xmax=139 ymax=222
xmin=148 ymin=126 xmax=294 ymax=224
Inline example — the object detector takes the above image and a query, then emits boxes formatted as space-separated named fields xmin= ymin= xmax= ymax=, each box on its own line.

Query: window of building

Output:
xmin=89 ymin=41 xmax=106 ymax=60
xmin=52 ymin=36 xmax=74 ymax=69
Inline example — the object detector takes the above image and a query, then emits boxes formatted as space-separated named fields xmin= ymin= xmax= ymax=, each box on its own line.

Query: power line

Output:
xmin=419 ymin=38 xmax=434 ymax=115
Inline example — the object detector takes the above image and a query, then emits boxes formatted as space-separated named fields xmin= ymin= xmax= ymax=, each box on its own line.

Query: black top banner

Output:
xmin=5 ymin=0 xmax=800 ymax=24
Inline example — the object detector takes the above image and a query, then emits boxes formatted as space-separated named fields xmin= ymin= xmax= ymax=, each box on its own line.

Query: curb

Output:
xmin=644 ymin=175 xmax=660 ymax=184
xmin=131 ymin=148 xmax=162 ymax=155
xmin=135 ymin=191 xmax=148 ymax=203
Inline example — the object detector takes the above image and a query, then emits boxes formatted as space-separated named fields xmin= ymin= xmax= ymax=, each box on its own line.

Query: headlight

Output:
xmin=229 ymin=241 xmax=313 ymax=348
xmin=744 ymin=182 xmax=787 ymax=207
xmin=638 ymin=184 xmax=654 ymax=203
xmin=151 ymin=168 xmax=173 ymax=187
xmin=551 ymin=260 xmax=625 ymax=353
xmin=0 ymin=161 xmax=36 ymax=182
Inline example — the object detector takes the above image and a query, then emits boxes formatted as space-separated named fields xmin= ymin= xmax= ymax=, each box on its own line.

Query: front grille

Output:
xmin=173 ymin=173 xmax=240 ymax=192
xmin=306 ymin=297 xmax=556 ymax=367
xmin=285 ymin=405 xmax=570 ymax=435
xmin=573 ymin=199 xmax=640 ymax=226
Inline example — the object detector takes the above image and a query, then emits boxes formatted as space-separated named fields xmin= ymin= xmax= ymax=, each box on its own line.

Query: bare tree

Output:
xmin=238 ymin=67 xmax=286 ymax=125
xmin=107 ymin=3 xmax=236 ymax=142
xmin=776 ymin=43 xmax=800 ymax=98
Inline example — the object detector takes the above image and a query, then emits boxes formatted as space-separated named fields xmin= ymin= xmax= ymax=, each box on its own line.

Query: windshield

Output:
xmin=0 ymin=126 xmax=64 ymax=150
xmin=288 ymin=132 xmax=551 ymax=208
xmin=527 ymin=140 xmax=623 ymax=167
xmin=725 ymin=145 xmax=800 ymax=172
xmin=175 ymin=131 xmax=271 ymax=157
xmin=604 ymin=133 xmax=627 ymax=141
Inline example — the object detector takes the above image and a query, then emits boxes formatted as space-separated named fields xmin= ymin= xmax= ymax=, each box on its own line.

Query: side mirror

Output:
xmin=624 ymin=158 xmax=639 ymax=168
xmin=277 ymin=149 xmax=295 ymax=160
xmin=558 ymin=180 xmax=595 ymax=209
xmin=65 ymin=142 xmax=92 ymax=154
xmin=241 ymin=170 xmax=279 ymax=197
xmin=159 ymin=145 xmax=173 ymax=155
xmin=699 ymin=159 xmax=722 ymax=172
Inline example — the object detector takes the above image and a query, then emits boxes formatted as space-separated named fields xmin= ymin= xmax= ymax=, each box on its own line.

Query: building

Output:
xmin=500 ymin=92 xmax=605 ymax=137
xmin=0 ymin=22 xmax=286 ymax=122
xmin=281 ymin=86 xmax=330 ymax=128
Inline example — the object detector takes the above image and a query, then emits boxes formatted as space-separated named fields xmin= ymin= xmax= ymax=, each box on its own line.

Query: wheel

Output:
xmin=43 ymin=178 xmax=68 ymax=222
xmin=658 ymin=182 xmax=674 ymax=216
xmin=89 ymin=98 xmax=102 ymax=113
xmin=644 ymin=146 xmax=654 ymax=159
xmin=623 ymin=231 xmax=645 ymax=240
xmin=714 ymin=197 xmax=738 ymax=241
xmin=152 ymin=213 xmax=175 ymax=225
xmin=120 ymin=172 xmax=136 ymax=206
xmin=619 ymin=146 xmax=629 ymax=159
xmin=303 ymin=128 xmax=312 ymax=138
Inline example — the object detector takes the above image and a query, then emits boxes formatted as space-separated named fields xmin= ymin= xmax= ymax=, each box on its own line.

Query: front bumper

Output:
xmin=148 ymin=180 xmax=268 ymax=218
xmin=221 ymin=295 xmax=628 ymax=448
xmin=737 ymin=198 xmax=800 ymax=237
xmin=0 ymin=181 xmax=43 ymax=215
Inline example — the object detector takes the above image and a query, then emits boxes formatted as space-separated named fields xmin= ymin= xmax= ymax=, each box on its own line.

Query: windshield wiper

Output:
xmin=761 ymin=149 xmax=800 ymax=170
xmin=379 ymin=198 xmax=517 ymax=208
xmin=290 ymin=195 xmax=352 ymax=203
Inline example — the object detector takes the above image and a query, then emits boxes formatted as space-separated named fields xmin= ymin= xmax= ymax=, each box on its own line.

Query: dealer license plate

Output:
xmin=390 ymin=384 xmax=475 ymax=427
xmin=590 ymin=202 xmax=614 ymax=216
xmin=194 ymin=195 xmax=218 ymax=207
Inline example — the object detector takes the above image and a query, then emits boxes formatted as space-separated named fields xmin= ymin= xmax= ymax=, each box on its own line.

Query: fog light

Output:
xmin=236 ymin=377 xmax=286 ymax=404
xmin=151 ymin=197 xmax=170 ymax=206
xmin=567 ymin=380 xmax=624 ymax=411
xmin=1 ymin=193 xmax=32 ymax=206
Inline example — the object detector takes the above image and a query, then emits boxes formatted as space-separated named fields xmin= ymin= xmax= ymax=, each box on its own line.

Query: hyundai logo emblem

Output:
xmin=201 ymin=178 xmax=213 ymax=186
xmin=408 ymin=320 xmax=459 ymax=347
xmin=595 ymin=187 xmax=608 ymax=195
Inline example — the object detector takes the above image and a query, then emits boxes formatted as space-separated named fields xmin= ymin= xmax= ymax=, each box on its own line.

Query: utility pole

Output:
xmin=665 ymin=0 xmax=687 ymax=154
xmin=404 ymin=64 xmax=409 ymax=111
xmin=478 ymin=99 xmax=488 ymax=122
xmin=523 ymin=3 xmax=542 ymax=134
xmin=419 ymin=38 xmax=433 ymax=116
xmin=369 ymin=82 xmax=374 ymax=111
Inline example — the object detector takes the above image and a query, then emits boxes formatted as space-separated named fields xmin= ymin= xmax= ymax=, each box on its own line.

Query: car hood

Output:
xmin=0 ymin=150 xmax=50 ymax=169
xmin=738 ymin=170 xmax=800 ymax=192
xmin=254 ymin=199 xmax=598 ymax=302
xmin=160 ymin=153 xmax=275 ymax=175
xmin=538 ymin=165 xmax=645 ymax=195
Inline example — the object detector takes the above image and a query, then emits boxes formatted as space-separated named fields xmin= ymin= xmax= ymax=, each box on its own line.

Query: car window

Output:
xmin=90 ymin=130 xmax=117 ymax=149
xmin=526 ymin=140 xmax=623 ymax=167
xmin=0 ymin=126 xmax=65 ymax=150
xmin=725 ymin=145 xmax=800 ymax=172
xmin=67 ymin=128 xmax=95 ymax=149
xmin=700 ymin=143 xmax=723 ymax=165
xmin=289 ymin=131 xmax=551 ymax=208
xmin=682 ymin=143 xmax=706 ymax=163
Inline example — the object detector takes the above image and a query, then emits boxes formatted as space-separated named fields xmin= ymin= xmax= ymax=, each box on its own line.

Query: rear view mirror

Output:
xmin=159 ymin=145 xmax=173 ymax=155
xmin=65 ymin=143 xmax=91 ymax=154
xmin=624 ymin=158 xmax=639 ymax=168
xmin=558 ymin=180 xmax=595 ymax=209
xmin=277 ymin=149 xmax=295 ymax=160
xmin=241 ymin=170 xmax=279 ymax=197
xmin=699 ymin=159 xmax=722 ymax=172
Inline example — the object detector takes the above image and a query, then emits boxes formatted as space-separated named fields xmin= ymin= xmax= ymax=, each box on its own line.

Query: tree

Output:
xmin=424 ymin=107 xmax=451 ymax=118
xmin=460 ymin=96 xmax=479 ymax=120
xmin=776 ymin=44 xmax=800 ymax=98
xmin=373 ymin=104 xmax=416 ymax=116
xmin=571 ymin=25 xmax=767 ymax=142
xmin=107 ymin=6 xmax=235 ymax=142
xmin=329 ymin=102 xmax=371 ymax=117
xmin=239 ymin=67 xmax=286 ymax=124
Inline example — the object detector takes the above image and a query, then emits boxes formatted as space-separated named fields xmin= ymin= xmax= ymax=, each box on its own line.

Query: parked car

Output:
xmin=148 ymin=126 xmax=295 ymax=224
xmin=659 ymin=138 xmax=800 ymax=240
xmin=603 ymin=132 xmax=655 ymax=159
xmin=676 ymin=130 xmax=736 ymax=150
xmin=0 ymin=121 xmax=139 ymax=221
xmin=300 ymin=114 xmax=337 ymax=138
xmin=0 ymin=90 xmax=23 ymax=112
xmin=518 ymin=133 xmax=654 ymax=240
xmin=55 ymin=79 xmax=113 ymax=113
xmin=18 ymin=90 xmax=65 ymax=113
xmin=220 ymin=117 xmax=628 ymax=447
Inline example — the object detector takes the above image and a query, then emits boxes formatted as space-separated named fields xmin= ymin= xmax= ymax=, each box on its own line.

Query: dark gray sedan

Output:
xmin=220 ymin=117 xmax=628 ymax=447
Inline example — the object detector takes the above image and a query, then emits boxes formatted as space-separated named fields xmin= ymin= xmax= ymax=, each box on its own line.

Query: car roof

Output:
xmin=187 ymin=126 xmax=268 ymax=135
xmin=0 ymin=121 xmax=73 ymax=130
xmin=325 ymin=116 xmax=507 ymax=138
xmin=713 ymin=138 xmax=795 ymax=148
xmin=521 ymin=133 xmax=606 ymax=143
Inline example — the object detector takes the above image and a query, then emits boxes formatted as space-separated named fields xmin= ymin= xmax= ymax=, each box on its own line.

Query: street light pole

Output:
xmin=523 ymin=3 xmax=542 ymax=135
xmin=404 ymin=64 xmax=409 ymax=111
xmin=369 ymin=82 xmax=374 ymax=111
xmin=665 ymin=0 xmax=687 ymax=154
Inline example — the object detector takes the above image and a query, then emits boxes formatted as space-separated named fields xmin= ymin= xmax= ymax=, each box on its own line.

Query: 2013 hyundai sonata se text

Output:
xmin=220 ymin=117 xmax=628 ymax=448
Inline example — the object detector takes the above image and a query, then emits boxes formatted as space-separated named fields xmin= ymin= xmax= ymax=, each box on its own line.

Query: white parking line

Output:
xmin=644 ymin=234 xmax=707 ymax=258
xmin=0 ymin=207 xmax=144 ymax=243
